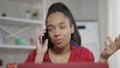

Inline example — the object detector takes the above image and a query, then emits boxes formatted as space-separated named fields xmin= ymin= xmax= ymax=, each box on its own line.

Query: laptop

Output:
xmin=18 ymin=62 xmax=109 ymax=68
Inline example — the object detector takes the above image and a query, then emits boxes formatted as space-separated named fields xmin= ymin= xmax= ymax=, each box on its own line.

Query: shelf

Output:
xmin=0 ymin=0 xmax=46 ymax=50
xmin=0 ymin=45 xmax=35 ymax=49
xmin=0 ymin=16 xmax=43 ymax=26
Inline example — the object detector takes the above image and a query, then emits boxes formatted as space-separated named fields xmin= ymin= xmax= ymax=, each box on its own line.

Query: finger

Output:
xmin=43 ymin=39 xmax=48 ymax=50
xmin=118 ymin=34 xmax=120 ymax=48
xmin=115 ymin=35 xmax=120 ymax=49
xmin=36 ymin=29 xmax=46 ymax=40
xmin=107 ymin=36 xmax=114 ymax=48
xmin=38 ymin=29 xmax=46 ymax=36
xmin=117 ymin=34 xmax=120 ymax=42
xmin=104 ymin=39 xmax=109 ymax=47
xmin=107 ymin=36 xmax=113 ymax=44
xmin=36 ymin=39 xmax=42 ymax=49
xmin=119 ymin=34 xmax=120 ymax=38
xmin=104 ymin=38 xmax=111 ymax=51
xmin=36 ymin=29 xmax=46 ymax=49
xmin=114 ymin=36 xmax=119 ymax=42
xmin=104 ymin=42 xmax=108 ymax=48
xmin=114 ymin=34 xmax=120 ymax=42
xmin=104 ymin=42 xmax=110 ymax=50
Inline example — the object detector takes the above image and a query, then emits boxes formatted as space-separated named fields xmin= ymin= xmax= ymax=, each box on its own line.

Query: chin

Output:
xmin=54 ymin=44 xmax=65 ymax=48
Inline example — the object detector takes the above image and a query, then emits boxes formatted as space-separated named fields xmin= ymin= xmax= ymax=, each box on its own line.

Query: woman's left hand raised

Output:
xmin=100 ymin=35 xmax=120 ymax=63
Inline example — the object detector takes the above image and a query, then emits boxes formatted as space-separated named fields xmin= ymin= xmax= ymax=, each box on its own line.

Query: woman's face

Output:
xmin=47 ymin=12 xmax=74 ymax=48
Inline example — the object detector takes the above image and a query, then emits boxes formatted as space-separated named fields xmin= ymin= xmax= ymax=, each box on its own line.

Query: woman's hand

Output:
xmin=99 ymin=35 xmax=120 ymax=63
xmin=34 ymin=28 xmax=48 ymax=63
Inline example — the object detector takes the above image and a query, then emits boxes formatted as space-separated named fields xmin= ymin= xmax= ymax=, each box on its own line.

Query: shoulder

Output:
xmin=71 ymin=45 xmax=94 ymax=62
xmin=72 ymin=45 xmax=93 ymax=54
xmin=70 ymin=40 xmax=93 ymax=54
xmin=24 ymin=49 xmax=36 ymax=63
xmin=30 ymin=49 xmax=36 ymax=55
xmin=80 ymin=46 xmax=92 ymax=54
xmin=27 ymin=49 xmax=37 ymax=57
xmin=80 ymin=46 xmax=94 ymax=58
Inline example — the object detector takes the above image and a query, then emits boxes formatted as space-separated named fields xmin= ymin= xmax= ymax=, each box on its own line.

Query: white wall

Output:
xmin=98 ymin=0 xmax=108 ymax=51
xmin=0 ymin=0 xmax=31 ymax=18
xmin=0 ymin=0 xmax=43 ymax=19
xmin=46 ymin=0 xmax=98 ymax=20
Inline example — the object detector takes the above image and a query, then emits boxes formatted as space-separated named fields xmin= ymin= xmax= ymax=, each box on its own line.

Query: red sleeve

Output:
xmin=24 ymin=49 xmax=36 ymax=63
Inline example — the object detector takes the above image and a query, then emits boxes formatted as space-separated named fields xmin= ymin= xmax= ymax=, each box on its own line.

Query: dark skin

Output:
xmin=34 ymin=12 xmax=120 ymax=63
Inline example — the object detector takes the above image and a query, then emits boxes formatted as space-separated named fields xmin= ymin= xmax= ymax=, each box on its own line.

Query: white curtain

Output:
xmin=107 ymin=0 xmax=120 ymax=68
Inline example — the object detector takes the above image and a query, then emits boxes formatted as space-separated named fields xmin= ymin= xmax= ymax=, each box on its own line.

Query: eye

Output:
xmin=48 ymin=27 xmax=53 ymax=31
xmin=60 ymin=26 xmax=65 ymax=29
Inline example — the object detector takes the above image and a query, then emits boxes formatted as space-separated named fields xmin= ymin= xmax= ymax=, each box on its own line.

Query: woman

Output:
xmin=25 ymin=2 xmax=120 ymax=63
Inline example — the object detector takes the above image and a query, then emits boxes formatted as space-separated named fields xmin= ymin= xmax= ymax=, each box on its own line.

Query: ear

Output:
xmin=70 ymin=24 xmax=74 ymax=34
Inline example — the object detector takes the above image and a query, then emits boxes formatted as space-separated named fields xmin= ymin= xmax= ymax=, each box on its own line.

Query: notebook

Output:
xmin=18 ymin=62 xmax=108 ymax=68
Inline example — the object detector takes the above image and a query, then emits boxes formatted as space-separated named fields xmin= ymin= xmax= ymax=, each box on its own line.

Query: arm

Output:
xmin=99 ymin=35 xmax=120 ymax=63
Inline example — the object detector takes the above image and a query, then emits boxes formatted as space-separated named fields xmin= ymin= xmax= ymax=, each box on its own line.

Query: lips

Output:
xmin=54 ymin=38 xmax=62 ymax=44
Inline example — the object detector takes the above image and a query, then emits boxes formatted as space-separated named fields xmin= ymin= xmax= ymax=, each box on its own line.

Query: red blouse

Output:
xmin=25 ymin=42 xmax=94 ymax=63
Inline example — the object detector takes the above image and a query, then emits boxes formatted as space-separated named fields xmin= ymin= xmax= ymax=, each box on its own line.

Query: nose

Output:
xmin=54 ymin=28 xmax=61 ymax=37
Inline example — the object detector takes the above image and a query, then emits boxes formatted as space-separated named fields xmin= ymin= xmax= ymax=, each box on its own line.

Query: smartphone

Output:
xmin=39 ymin=29 xmax=48 ymax=46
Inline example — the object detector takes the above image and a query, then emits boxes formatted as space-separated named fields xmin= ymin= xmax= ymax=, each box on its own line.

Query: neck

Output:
xmin=50 ymin=43 xmax=71 ymax=55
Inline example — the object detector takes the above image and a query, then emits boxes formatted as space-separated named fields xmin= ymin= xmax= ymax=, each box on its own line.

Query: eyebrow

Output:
xmin=47 ymin=22 xmax=66 ymax=28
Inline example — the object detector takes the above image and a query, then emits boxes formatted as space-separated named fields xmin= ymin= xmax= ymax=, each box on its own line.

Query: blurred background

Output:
xmin=0 ymin=0 xmax=120 ymax=68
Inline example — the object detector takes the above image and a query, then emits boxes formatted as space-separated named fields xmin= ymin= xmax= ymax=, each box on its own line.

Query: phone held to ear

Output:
xmin=39 ymin=30 xmax=48 ymax=46
xmin=39 ymin=36 xmax=43 ymax=46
